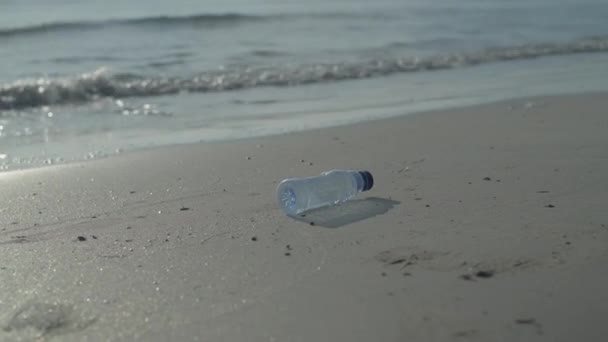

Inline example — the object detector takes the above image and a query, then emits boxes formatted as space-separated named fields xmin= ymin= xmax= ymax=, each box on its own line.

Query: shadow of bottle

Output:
xmin=291 ymin=197 xmax=399 ymax=228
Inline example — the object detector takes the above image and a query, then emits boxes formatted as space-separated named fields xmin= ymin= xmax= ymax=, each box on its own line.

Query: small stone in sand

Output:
xmin=309 ymin=222 xmax=315 ymax=226
xmin=475 ymin=270 xmax=494 ymax=278
xmin=545 ymin=204 xmax=555 ymax=208
xmin=300 ymin=159 xmax=305 ymax=163
xmin=180 ymin=207 xmax=190 ymax=211
xmin=460 ymin=274 xmax=474 ymax=281
xmin=308 ymin=162 xmax=313 ymax=166
xmin=414 ymin=197 xmax=422 ymax=201
xmin=284 ymin=252 xmax=291 ymax=256
xmin=251 ymin=236 xmax=258 ymax=242
xmin=515 ymin=318 xmax=536 ymax=325
xmin=483 ymin=177 xmax=492 ymax=181
xmin=246 ymin=156 xmax=251 ymax=160
xmin=286 ymin=244 xmax=292 ymax=250
xmin=77 ymin=236 xmax=87 ymax=242
xmin=130 ymin=190 xmax=136 ymax=194
xmin=389 ymin=258 xmax=407 ymax=265
xmin=425 ymin=204 xmax=430 ymax=207
xmin=91 ymin=235 xmax=97 ymax=240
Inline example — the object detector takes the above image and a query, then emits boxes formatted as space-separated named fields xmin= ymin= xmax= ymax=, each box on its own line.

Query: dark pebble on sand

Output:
xmin=565 ymin=241 xmax=571 ymax=245
xmin=425 ymin=204 xmax=430 ymax=207
xmin=91 ymin=235 xmax=97 ymax=240
xmin=284 ymin=252 xmax=291 ymax=256
xmin=286 ymin=244 xmax=292 ymax=250
xmin=180 ymin=207 xmax=190 ymax=211
xmin=130 ymin=191 xmax=136 ymax=194
xmin=545 ymin=204 xmax=555 ymax=208
xmin=460 ymin=274 xmax=474 ymax=281
xmin=415 ymin=198 xmax=422 ymax=201
xmin=483 ymin=177 xmax=492 ymax=181
xmin=475 ymin=270 xmax=494 ymax=278
xmin=309 ymin=222 xmax=315 ymax=226
xmin=515 ymin=318 xmax=536 ymax=325
xmin=389 ymin=258 xmax=407 ymax=265
xmin=381 ymin=272 xmax=387 ymax=277
xmin=77 ymin=236 xmax=87 ymax=242
xmin=251 ymin=236 xmax=258 ymax=242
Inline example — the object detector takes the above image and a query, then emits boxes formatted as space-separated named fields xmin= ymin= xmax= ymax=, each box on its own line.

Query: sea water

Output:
xmin=1 ymin=0 xmax=608 ymax=170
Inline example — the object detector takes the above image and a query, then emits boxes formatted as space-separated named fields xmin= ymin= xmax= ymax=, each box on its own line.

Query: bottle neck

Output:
xmin=353 ymin=171 xmax=365 ymax=192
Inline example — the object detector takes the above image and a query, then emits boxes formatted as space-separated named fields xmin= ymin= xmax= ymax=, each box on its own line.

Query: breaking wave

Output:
xmin=2 ymin=36 xmax=608 ymax=110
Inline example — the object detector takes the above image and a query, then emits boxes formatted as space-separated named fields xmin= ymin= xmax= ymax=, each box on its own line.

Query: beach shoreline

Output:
xmin=1 ymin=92 xmax=608 ymax=341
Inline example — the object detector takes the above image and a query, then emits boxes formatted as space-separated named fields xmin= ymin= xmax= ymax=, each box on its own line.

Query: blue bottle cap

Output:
xmin=358 ymin=171 xmax=374 ymax=191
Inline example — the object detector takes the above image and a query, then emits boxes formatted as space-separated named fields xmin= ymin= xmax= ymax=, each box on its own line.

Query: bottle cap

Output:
xmin=358 ymin=171 xmax=374 ymax=191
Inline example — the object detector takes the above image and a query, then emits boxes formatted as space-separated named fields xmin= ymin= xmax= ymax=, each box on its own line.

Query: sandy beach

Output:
xmin=1 ymin=92 xmax=608 ymax=341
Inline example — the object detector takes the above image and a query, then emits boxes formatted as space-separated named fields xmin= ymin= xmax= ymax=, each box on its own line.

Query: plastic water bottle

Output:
xmin=277 ymin=169 xmax=374 ymax=216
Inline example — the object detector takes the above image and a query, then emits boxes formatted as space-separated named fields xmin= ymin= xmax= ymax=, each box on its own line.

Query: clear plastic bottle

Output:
xmin=277 ymin=169 xmax=374 ymax=216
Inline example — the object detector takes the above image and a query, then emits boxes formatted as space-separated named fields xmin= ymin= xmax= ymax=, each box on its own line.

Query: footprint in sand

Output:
xmin=2 ymin=302 xmax=96 ymax=339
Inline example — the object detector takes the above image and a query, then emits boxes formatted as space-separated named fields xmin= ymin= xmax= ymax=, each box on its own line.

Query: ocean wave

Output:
xmin=2 ymin=36 xmax=608 ymax=110
xmin=0 ymin=13 xmax=265 ymax=38
xmin=0 ymin=11 xmax=390 ymax=38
